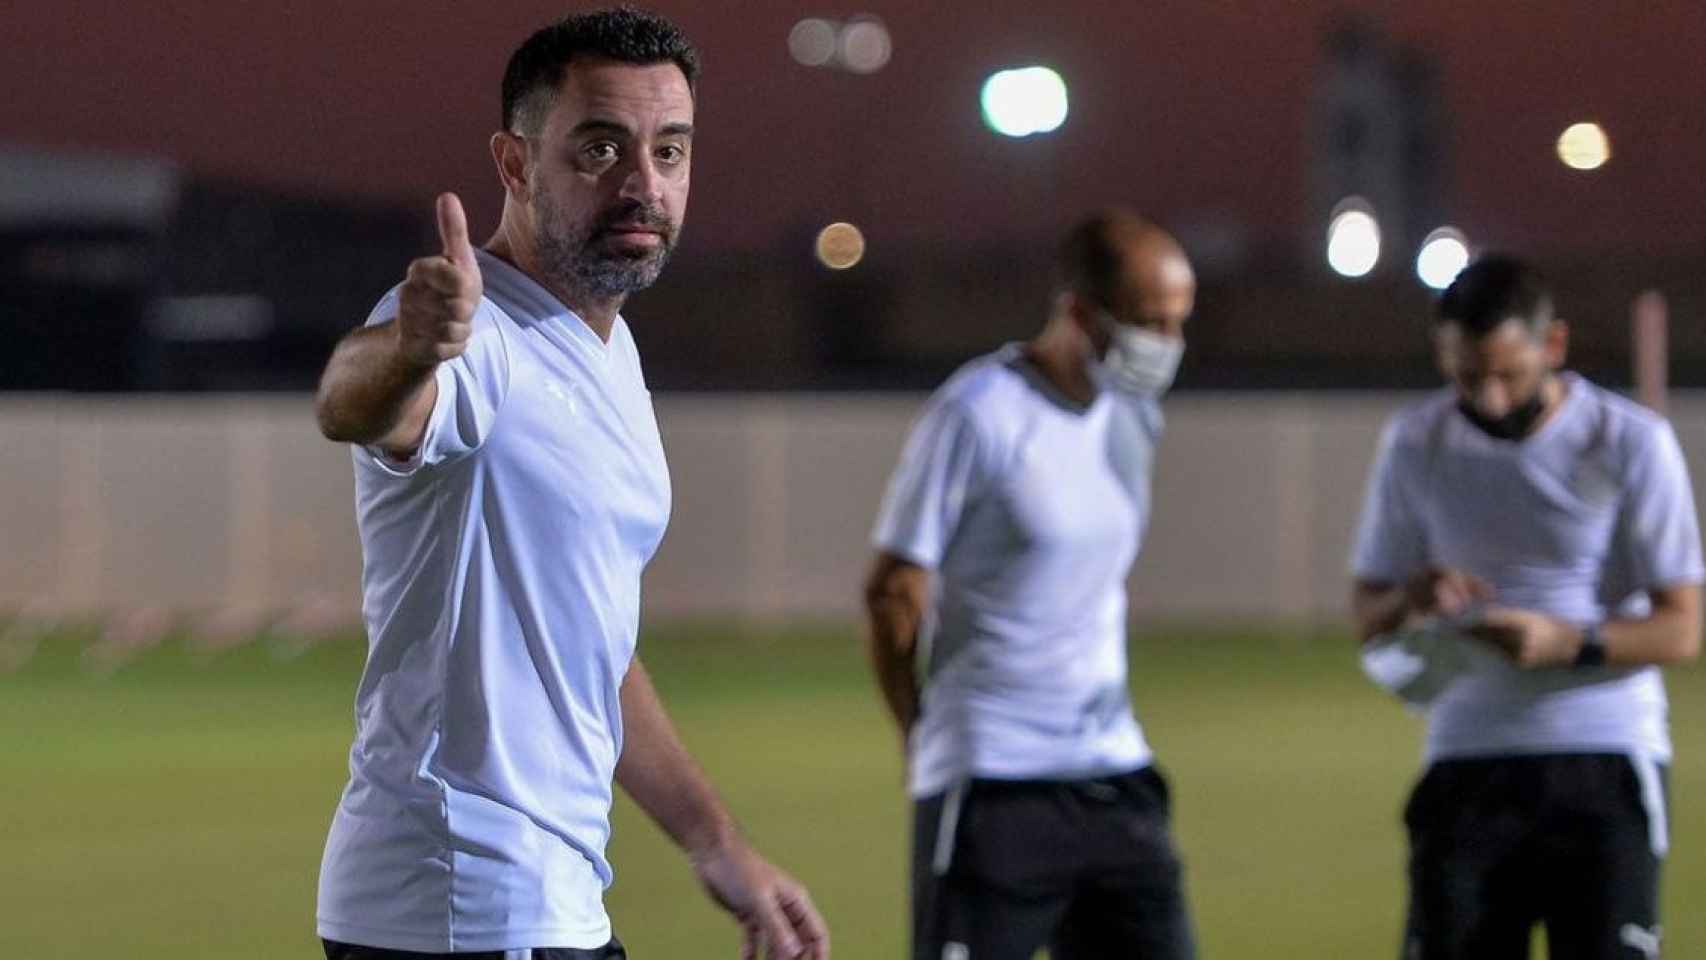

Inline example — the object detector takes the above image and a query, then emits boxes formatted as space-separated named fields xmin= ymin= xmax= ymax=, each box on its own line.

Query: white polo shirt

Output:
xmin=1351 ymin=374 xmax=1704 ymax=763
xmin=317 ymin=251 xmax=671 ymax=952
xmin=873 ymin=345 xmax=1158 ymax=798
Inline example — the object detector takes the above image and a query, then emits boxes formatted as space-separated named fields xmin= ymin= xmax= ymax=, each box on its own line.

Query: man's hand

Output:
xmin=1468 ymin=606 xmax=1582 ymax=668
xmin=1404 ymin=566 xmax=1494 ymax=619
xmin=691 ymin=836 xmax=830 ymax=960
xmin=615 ymin=661 xmax=830 ymax=960
xmin=313 ymin=192 xmax=480 ymax=449
xmin=396 ymin=192 xmax=482 ymax=368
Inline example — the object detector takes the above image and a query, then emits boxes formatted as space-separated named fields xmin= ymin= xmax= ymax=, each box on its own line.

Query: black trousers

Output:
xmin=322 ymin=937 xmax=625 ymax=959
xmin=912 ymin=767 xmax=1197 ymax=960
xmin=1402 ymin=753 xmax=1667 ymax=960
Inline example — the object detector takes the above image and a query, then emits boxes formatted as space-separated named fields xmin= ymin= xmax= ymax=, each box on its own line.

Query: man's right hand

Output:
xmin=690 ymin=836 xmax=830 ymax=960
xmin=395 ymin=192 xmax=482 ymax=368
xmin=1404 ymin=566 xmax=1493 ymax=619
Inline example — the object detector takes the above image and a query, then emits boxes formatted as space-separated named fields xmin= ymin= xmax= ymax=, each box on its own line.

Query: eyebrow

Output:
xmin=566 ymin=119 xmax=695 ymax=139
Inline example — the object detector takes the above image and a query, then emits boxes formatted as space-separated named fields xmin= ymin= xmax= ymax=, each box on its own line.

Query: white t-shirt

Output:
xmin=873 ymin=345 xmax=1158 ymax=798
xmin=1351 ymin=374 xmax=1704 ymax=763
xmin=317 ymin=251 xmax=671 ymax=952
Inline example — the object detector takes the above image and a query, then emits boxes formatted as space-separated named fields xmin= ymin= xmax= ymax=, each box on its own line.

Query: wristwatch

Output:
xmin=1573 ymin=622 xmax=1607 ymax=668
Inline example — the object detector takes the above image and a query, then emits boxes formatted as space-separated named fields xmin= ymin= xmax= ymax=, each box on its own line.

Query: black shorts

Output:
xmin=322 ymin=937 xmax=625 ymax=959
xmin=1402 ymin=752 xmax=1668 ymax=960
xmin=912 ymin=766 xmax=1196 ymax=960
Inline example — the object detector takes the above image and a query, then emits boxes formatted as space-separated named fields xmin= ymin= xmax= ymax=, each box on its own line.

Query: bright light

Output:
xmin=981 ymin=66 xmax=1069 ymax=138
xmin=1557 ymin=122 xmax=1611 ymax=171
xmin=815 ymin=222 xmax=866 ymax=270
xmin=1415 ymin=227 xmax=1470 ymax=290
xmin=788 ymin=18 xmax=837 ymax=67
xmin=839 ymin=17 xmax=892 ymax=74
xmin=1326 ymin=199 xmax=1381 ymax=278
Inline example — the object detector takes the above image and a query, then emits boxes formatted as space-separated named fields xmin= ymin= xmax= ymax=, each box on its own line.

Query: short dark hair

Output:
xmin=1055 ymin=209 xmax=1170 ymax=314
xmin=1437 ymin=254 xmax=1554 ymax=337
xmin=1057 ymin=210 xmax=1138 ymax=311
xmin=501 ymin=7 xmax=700 ymax=136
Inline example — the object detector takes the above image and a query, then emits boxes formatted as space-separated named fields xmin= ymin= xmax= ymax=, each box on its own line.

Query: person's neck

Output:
xmin=484 ymin=232 xmax=623 ymax=343
xmin=1023 ymin=318 xmax=1097 ymax=407
xmin=1531 ymin=371 xmax=1570 ymax=431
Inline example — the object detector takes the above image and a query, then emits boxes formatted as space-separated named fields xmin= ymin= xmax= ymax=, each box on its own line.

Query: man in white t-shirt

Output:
xmin=1350 ymin=254 xmax=1702 ymax=959
xmin=310 ymin=10 xmax=828 ymax=960
xmin=864 ymin=211 xmax=1198 ymax=960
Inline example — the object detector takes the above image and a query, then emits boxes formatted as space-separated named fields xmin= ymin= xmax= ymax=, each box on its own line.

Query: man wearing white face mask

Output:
xmin=863 ymin=210 xmax=1198 ymax=960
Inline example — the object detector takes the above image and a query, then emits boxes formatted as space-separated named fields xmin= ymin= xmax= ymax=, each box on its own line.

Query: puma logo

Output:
xmin=543 ymin=379 xmax=578 ymax=415
xmin=1620 ymin=923 xmax=1662 ymax=959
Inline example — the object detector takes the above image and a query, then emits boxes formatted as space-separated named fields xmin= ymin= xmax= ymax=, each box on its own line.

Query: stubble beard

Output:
xmin=532 ymin=183 xmax=679 ymax=302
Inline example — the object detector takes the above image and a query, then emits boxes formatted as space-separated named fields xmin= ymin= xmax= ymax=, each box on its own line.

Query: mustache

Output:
xmin=593 ymin=202 xmax=673 ymax=235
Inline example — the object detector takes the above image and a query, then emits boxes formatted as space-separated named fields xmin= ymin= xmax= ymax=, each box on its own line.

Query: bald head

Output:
xmin=1056 ymin=210 xmax=1195 ymax=337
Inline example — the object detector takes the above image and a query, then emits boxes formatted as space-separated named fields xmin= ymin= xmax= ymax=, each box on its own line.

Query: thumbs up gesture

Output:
xmin=396 ymin=193 xmax=482 ymax=367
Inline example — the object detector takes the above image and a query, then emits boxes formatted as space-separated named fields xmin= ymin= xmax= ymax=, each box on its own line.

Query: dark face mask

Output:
xmin=1458 ymin=388 xmax=1548 ymax=441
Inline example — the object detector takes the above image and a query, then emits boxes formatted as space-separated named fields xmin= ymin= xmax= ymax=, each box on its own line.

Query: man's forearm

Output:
xmin=862 ymin=555 xmax=927 ymax=736
xmin=315 ymin=323 xmax=438 ymax=448
xmin=1604 ymin=599 xmax=1702 ymax=666
xmin=864 ymin=613 xmax=919 ymax=735
xmin=614 ymin=659 xmax=738 ymax=857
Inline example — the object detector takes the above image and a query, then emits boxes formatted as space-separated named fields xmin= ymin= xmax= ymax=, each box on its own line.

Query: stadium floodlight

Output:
xmin=1556 ymin=122 xmax=1611 ymax=171
xmin=839 ymin=16 xmax=892 ymax=74
xmin=1415 ymin=227 xmax=1470 ymax=290
xmin=791 ymin=15 xmax=890 ymax=73
xmin=980 ymin=66 xmax=1069 ymax=138
xmin=815 ymin=222 xmax=866 ymax=269
xmin=788 ymin=18 xmax=838 ymax=67
xmin=1326 ymin=198 xmax=1381 ymax=278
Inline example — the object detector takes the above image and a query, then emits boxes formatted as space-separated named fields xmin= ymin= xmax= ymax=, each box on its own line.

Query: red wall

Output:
xmin=6 ymin=1 xmax=1703 ymax=258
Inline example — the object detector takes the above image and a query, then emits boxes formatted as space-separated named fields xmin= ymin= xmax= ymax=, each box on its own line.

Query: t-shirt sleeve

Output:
xmin=1618 ymin=420 xmax=1706 ymax=589
xmin=1349 ymin=419 xmax=1430 ymax=583
xmin=357 ymin=291 xmax=512 ymax=478
xmin=870 ymin=398 xmax=992 ymax=569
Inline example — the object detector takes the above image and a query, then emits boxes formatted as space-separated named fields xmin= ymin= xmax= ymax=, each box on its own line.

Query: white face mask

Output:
xmin=1089 ymin=312 xmax=1184 ymax=397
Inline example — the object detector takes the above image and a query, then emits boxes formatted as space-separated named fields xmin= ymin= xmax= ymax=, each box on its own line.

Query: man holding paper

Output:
xmin=1350 ymin=254 xmax=1702 ymax=960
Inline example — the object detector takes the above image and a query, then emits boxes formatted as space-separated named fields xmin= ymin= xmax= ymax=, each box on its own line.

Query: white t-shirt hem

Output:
xmin=909 ymin=748 xmax=1156 ymax=798
xmin=316 ymin=916 xmax=614 ymax=953
xmin=1422 ymin=738 xmax=1672 ymax=766
xmin=870 ymin=536 xmax=937 ymax=570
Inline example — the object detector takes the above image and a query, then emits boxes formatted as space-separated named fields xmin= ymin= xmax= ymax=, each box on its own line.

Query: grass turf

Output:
xmin=2 ymin=621 xmax=1701 ymax=958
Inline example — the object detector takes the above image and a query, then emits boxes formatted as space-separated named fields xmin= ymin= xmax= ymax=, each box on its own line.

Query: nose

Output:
xmin=1469 ymin=378 xmax=1508 ymax=416
xmin=618 ymin=154 xmax=664 ymax=207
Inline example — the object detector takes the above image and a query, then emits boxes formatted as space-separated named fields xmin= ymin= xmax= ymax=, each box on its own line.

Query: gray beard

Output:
xmin=533 ymin=195 xmax=676 ymax=301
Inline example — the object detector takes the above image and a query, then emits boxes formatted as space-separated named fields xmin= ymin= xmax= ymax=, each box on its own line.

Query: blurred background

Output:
xmin=4 ymin=2 xmax=1705 ymax=958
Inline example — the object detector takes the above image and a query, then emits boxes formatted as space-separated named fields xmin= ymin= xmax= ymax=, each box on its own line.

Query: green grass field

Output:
xmin=3 ymin=621 xmax=1702 ymax=958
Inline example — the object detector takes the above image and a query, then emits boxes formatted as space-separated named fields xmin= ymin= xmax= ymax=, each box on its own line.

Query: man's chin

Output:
xmin=608 ymin=245 xmax=665 ymax=263
xmin=578 ymin=257 xmax=668 ymax=296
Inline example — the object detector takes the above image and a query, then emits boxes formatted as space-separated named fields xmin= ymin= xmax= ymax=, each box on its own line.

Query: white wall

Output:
xmin=6 ymin=392 xmax=1704 ymax=626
